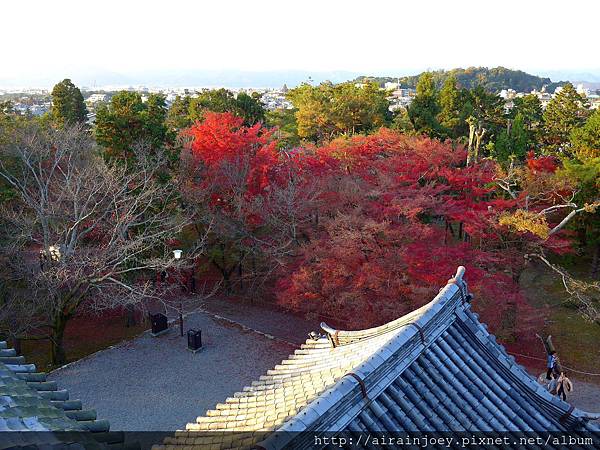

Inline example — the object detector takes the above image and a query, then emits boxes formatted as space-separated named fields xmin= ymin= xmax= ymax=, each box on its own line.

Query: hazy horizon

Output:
xmin=4 ymin=67 xmax=600 ymax=91
xmin=3 ymin=0 xmax=600 ymax=89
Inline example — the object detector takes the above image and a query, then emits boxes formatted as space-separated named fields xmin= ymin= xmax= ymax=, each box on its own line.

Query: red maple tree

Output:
xmin=180 ymin=121 xmax=570 ymax=340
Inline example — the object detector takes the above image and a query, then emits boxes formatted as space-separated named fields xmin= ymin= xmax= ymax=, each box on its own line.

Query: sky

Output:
xmin=3 ymin=0 xmax=600 ymax=86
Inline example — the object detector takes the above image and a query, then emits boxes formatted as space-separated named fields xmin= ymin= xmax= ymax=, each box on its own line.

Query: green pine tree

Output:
xmin=407 ymin=72 xmax=442 ymax=138
xmin=95 ymin=91 xmax=169 ymax=160
xmin=50 ymin=79 xmax=88 ymax=127
xmin=437 ymin=74 xmax=465 ymax=139
xmin=543 ymin=83 xmax=589 ymax=154
xmin=571 ymin=108 xmax=600 ymax=158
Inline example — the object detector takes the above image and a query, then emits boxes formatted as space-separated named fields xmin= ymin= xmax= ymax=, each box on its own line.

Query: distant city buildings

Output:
xmin=13 ymin=102 xmax=50 ymax=116
xmin=387 ymin=87 xmax=416 ymax=111
xmin=2 ymin=81 xmax=600 ymax=118
xmin=259 ymin=88 xmax=293 ymax=110
xmin=85 ymin=93 xmax=107 ymax=104
xmin=3 ymin=92 xmax=51 ymax=116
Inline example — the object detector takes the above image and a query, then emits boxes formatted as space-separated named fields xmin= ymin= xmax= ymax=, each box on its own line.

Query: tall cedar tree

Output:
xmin=542 ymin=82 xmax=589 ymax=153
xmin=50 ymin=79 xmax=88 ymax=127
xmin=437 ymin=74 xmax=466 ymax=139
xmin=407 ymin=72 xmax=442 ymax=138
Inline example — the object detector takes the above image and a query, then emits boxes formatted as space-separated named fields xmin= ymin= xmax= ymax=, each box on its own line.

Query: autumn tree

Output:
xmin=329 ymin=82 xmax=390 ymax=135
xmin=277 ymin=130 xmax=530 ymax=335
xmin=181 ymin=112 xmax=293 ymax=293
xmin=287 ymin=82 xmax=389 ymax=142
xmin=0 ymin=124 xmax=190 ymax=364
xmin=50 ymin=79 xmax=88 ymax=127
xmin=287 ymin=82 xmax=334 ymax=142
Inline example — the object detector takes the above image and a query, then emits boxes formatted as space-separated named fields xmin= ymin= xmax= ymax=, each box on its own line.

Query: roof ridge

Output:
xmin=320 ymin=266 xmax=468 ymax=347
xmin=184 ymin=269 xmax=469 ymax=442
xmin=259 ymin=270 xmax=468 ymax=448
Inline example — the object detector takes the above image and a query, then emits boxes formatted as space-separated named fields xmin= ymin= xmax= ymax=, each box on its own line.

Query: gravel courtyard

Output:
xmin=48 ymin=298 xmax=599 ymax=434
xmin=48 ymin=310 xmax=298 ymax=431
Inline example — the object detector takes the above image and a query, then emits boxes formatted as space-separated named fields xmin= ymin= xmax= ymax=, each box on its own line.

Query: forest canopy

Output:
xmin=355 ymin=66 xmax=566 ymax=93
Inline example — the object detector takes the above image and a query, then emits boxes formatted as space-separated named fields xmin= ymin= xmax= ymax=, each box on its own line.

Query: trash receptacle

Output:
xmin=187 ymin=329 xmax=202 ymax=353
xmin=150 ymin=313 xmax=168 ymax=336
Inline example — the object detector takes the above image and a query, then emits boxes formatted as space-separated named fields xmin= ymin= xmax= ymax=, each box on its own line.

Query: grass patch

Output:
xmin=20 ymin=311 xmax=147 ymax=372
xmin=519 ymin=262 xmax=600 ymax=383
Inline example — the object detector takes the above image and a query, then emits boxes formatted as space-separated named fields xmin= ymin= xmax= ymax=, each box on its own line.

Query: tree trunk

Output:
xmin=190 ymin=271 xmax=196 ymax=293
xmin=444 ymin=220 xmax=449 ymax=244
xmin=467 ymin=123 xmax=475 ymax=166
xmin=577 ymin=225 xmax=587 ymax=248
xmin=591 ymin=242 xmax=600 ymax=279
xmin=512 ymin=268 xmax=522 ymax=284
xmin=125 ymin=304 xmax=137 ymax=327
xmin=447 ymin=221 xmax=455 ymax=237
xmin=474 ymin=128 xmax=486 ymax=163
xmin=222 ymin=270 xmax=231 ymax=293
xmin=51 ymin=314 xmax=68 ymax=366
xmin=12 ymin=337 xmax=22 ymax=355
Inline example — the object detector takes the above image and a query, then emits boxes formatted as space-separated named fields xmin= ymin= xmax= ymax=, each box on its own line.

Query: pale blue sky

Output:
xmin=3 ymin=0 xmax=599 ymax=81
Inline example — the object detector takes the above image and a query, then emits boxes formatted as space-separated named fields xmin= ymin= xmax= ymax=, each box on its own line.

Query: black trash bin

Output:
xmin=150 ymin=313 xmax=168 ymax=337
xmin=187 ymin=329 xmax=202 ymax=353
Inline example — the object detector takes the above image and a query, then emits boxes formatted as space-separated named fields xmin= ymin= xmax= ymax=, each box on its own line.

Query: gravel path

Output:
xmin=49 ymin=311 xmax=293 ymax=431
xmin=558 ymin=378 xmax=600 ymax=413
xmin=49 ymin=297 xmax=600 ymax=433
xmin=199 ymin=296 xmax=318 ymax=344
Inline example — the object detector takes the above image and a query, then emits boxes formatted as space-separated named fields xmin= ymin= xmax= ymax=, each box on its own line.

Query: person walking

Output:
xmin=546 ymin=351 xmax=558 ymax=380
xmin=556 ymin=372 xmax=573 ymax=401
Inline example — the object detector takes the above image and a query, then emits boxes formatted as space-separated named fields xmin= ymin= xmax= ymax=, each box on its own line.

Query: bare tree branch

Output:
xmin=0 ymin=124 xmax=199 ymax=364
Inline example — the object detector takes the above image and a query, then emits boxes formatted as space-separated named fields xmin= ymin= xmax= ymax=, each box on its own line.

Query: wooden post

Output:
xmin=179 ymin=300 xmax=184 ymax=337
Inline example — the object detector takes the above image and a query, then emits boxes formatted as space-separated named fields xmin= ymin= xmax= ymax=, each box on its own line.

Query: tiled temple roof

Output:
xmin=0 ymin=340 xmax=127 ymax=449
xmin=157 ymin=267 xmax=600 ymax=450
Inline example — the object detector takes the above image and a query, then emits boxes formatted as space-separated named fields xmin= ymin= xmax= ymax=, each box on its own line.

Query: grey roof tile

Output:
xmin=0 ymin=341 xmax=121 ymax=449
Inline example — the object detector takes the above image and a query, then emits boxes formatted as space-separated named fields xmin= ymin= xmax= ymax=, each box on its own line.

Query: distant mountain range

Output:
xmin=536 ymin=70 xmax=600 ymax=84
xmin=1 ymin=67 xmax=599 ymax=91
xmin=0 ymin=69 xmax=361 ymax=90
